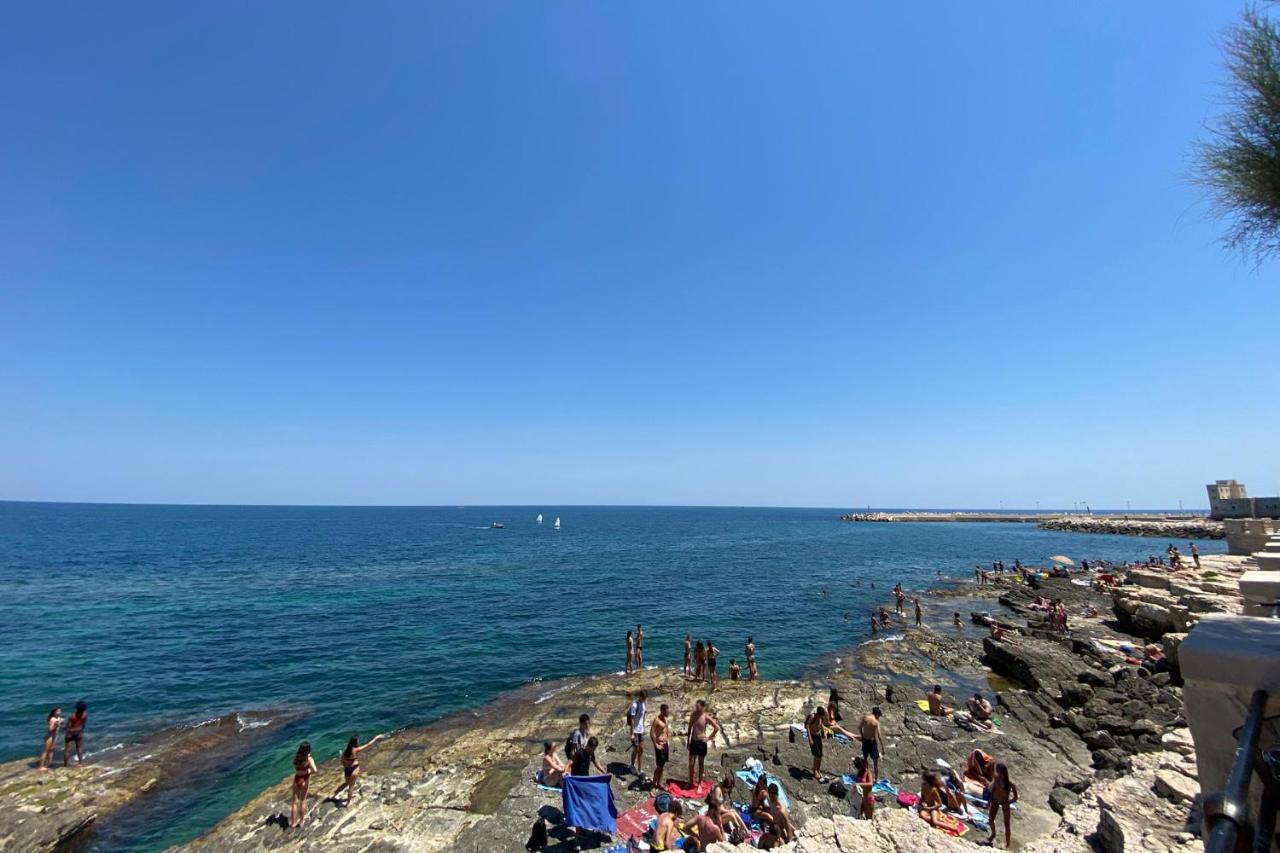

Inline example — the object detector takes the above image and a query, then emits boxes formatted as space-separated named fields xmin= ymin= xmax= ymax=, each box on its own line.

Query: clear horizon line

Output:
xmin=0 ymin=498 xmax=1210 ymax=512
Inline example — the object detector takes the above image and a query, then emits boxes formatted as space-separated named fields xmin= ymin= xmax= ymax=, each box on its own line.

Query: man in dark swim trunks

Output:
xmin=64 ymin=701 xmax=87 ymax=766
xmin=686 ymin=699 xmax=720 ymax=786
xmin=858 ymin=706 xmax=883 ymax=779
xmin=651 ymin=703 xmax=671 ymax=789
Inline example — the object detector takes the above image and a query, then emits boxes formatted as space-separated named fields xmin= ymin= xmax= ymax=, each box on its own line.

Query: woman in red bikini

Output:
xmin=290 ymin=741 xmax=317 ymax=828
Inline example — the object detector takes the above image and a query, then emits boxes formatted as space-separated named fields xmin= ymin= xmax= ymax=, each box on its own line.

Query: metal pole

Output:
xmin=1205 ymin=689 xmax=1270 ymax=853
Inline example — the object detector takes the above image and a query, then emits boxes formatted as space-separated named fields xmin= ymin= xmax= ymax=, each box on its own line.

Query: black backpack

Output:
xmin=525 ymin=816 xmax=548 ymax=850
xmin=828 ymin=779 xmax=848 ymax=799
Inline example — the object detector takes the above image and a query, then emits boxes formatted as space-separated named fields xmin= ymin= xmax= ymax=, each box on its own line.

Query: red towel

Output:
xmin=921 ymin=810 xmax=969 ymax=837
xmin=616 ymin=798 xmax=658 ymax=840
xmin=665 ymin=779 xmax=714 ymax=799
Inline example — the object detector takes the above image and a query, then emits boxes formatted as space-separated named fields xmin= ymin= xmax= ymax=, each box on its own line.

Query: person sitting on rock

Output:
xmin=926 ymin=685 xmax=952 ymax=717
xmin=964 ymin=748 xmax=997 ymax=797
xmin=966 ymin=694 xmax=995 ymax=731
xmin=653 ymin=800 xmax=695 ymax=852
xmin=918 ymin=771 xmax=947 ymax=828
xmin=540 ymin=740 xmax=568 ymax=787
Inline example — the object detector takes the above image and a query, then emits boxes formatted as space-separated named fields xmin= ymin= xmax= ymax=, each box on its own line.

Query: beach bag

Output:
xmin=828 ymin=779 xmax=848 ymax=799
xmin=897 ymin=791 xmax=919 ymax=807
xmin=525 ymin=816 xmax=548 ymax=850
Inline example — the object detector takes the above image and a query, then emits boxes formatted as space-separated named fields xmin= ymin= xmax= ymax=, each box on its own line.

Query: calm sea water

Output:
xmin=0 ymin=502 xmax=1224 ymax=850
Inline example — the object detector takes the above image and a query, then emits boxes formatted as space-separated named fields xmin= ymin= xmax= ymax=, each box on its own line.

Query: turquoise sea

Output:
xmin=0 ymin=502 xmax=1224 ymax=850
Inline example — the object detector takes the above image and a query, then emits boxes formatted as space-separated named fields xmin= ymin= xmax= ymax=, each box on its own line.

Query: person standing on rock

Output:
xmin=567 ymin=713 xmax=591 ymax=761
xmin=987 ymin=762 xmax=1019 ymax=848
xmin=804 ymin=706 xmax=853 ymax=784
xmin=745 ymin=636 xmax=757 ymax=681
xmin=693 ymin=640 xmax=705 ymax=681
xmin=627 ymin=690 xmax=647 ymax=778
xmin=625 ymin=630 xmax=635 ymax=674
xmin=38 ymin=706 xmax=62 ymax=771
xmin=63 ymin=701 xmax=87 ymax=766
xmin=636 ymin=624 xmax=645 ymax=669
xmin=705 ymin=640 xmax=720 ymax=685
xmin=685 ymin=699 xmax=720 ymax=786
xmin=333 ymin=733 xmax=385 ymax=807
xmin=289 ymin=741 xmax=317 ymax=829
xmin=1189 ymin=541 xmax=1201 ymax=569
xmin=914 ymin=598 xmax=923 ymax=627
xmin=857 ymin=707 xmax=883 ymax=779
xmin=650 ymin=703 xmax=671 ymax=789
xmin=683 ymin=634 xmax=693 ymax=676
xmin=869 ymin=611 xmax=878 ymax=637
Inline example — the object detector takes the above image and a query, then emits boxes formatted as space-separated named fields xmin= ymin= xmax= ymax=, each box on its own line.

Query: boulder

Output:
xmin=1154 ymin=769 xmax=1200 ymax=805
xmin=1049 ymin=785 xmax=1081 ymax=814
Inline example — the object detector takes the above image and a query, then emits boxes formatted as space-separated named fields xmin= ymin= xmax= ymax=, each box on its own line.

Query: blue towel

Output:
xmin=871 ymin=778 xmax=898 ymax=796
xmin=833 ymin=732 xmax=852 ymax=745
xmin=562 ymin=775 xmax=618 ymax=834
xmin=734 ymin=771 xmax=790 ymax=808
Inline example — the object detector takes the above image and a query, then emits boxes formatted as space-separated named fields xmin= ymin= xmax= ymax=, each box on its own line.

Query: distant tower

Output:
xmin=1207 ymin=479 xmax=1251 ymax=520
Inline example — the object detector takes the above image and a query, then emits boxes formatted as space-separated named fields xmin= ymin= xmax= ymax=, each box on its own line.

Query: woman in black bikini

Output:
xmin=290 ymin=741 xmax=317 ymax=828
xmin=39 ymin=707 xmax=62 ymax=771
xmin=332 ymin=733 xmax=385 ymax=807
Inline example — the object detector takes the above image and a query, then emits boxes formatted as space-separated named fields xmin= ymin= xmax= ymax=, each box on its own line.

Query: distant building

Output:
xmin=1207 ymin=480 xmax=1280 ymax=520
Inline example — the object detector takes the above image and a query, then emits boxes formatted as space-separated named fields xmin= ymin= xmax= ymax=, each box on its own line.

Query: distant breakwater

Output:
xmin=842 ymin=511 xmax=1224 ymax=539
xmin=1037 ymin=516 xmax=1224 ymax=540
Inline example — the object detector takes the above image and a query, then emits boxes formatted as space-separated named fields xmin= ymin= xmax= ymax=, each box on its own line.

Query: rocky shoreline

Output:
xmin=0 ymin=709 xmax=301 ymax=852
xmin=0 ymin=556 xmax=1247 ymax=852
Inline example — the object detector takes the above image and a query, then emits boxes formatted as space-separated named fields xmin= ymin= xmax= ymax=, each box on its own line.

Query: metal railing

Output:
xmin=1203 ymin=689 xmax=1279 ymax=852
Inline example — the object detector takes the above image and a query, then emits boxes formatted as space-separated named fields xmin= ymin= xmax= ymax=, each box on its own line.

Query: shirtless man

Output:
xmin=745 ymin=637 xmax=757 ymax=681
xmin=767 ymin=782 xmax=796 ymax=843
xmin=686 ymin=699 xmax=721 ymax=786
xmin=966 ymin=693 xmax=994 ymax=730
xmin=926 ymin=685 xmax=951 ymax=716
xmin=650 ymin=703 xmax=671 ymax=788
xmin=870 ymin=612 xmax=878 ymax=637
xmin=636 ymin=624 xmax=645 ymax=669
xmin=805 ymin=706 xmax=853 ymax=783
xmin=705 ymin=640 xmax=720 ymax=685
xmin=625 ymin=630 xmax=635 ymax=674
xmin=683 ymin=634 xmax=693 ymax=676
xmin=1189 ymin=541 xmax=1201 ymax=569
xmin=953 ymin=611 xmax=963 ymax=628
xmin=654 ymin=800 xmax=695 ymax=851
xmin=914 ymin=598 xmax=923 ymax=627
xmin=858 ymin=707 xmax=884 ymax=779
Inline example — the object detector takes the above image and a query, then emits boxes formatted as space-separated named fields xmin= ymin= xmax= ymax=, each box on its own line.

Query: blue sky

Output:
xmin=2 ymin=2 xmax=1276 ymax=508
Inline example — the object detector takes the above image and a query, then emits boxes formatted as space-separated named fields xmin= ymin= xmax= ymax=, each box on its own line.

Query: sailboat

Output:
xmin=536 ymin=513 xmax=543 ymax=524
xmin=553 ymin=517 xmax=561 ymax=530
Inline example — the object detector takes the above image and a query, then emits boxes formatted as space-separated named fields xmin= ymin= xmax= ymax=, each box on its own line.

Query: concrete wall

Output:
xmin=1224 ymin=518 xmax=1278 ymax=556
xmin=1254 ymin=497 xmax=1280 ymax=519
xmin=1210 ymin=497 xmax=1256 ymax=520
xmin=1209 ymin=497 xmax=1280 ymax=521
xmin=1181 ymin=615 xmax=1280 ymax=829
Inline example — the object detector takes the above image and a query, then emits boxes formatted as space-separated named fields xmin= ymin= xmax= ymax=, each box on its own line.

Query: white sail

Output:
xmin=536 ymin=514 xmax=543 ymax=523
xmin=553 ymin=517 xmax=561 ymax=529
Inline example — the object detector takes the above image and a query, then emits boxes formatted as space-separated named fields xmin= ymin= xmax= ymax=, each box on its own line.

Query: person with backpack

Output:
xmin=566 ymin=714 xmax=591 ymax=761
xmin=626 ymin=690 xmax=647 ymax=778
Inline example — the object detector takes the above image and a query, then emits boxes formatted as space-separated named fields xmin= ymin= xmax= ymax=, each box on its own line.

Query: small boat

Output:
xmin=491 ymin=522 xmax=504 ymax=529
xmin=553 ymin=517 xmax=561 ymax=530
xmin=536 ymin=513 xmax=543 ymax=524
